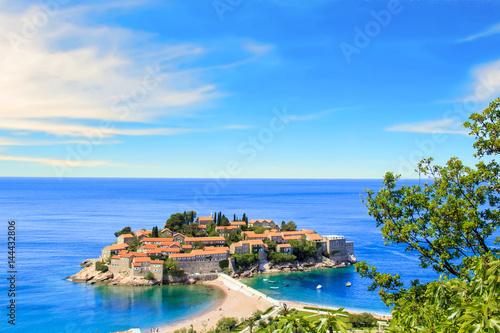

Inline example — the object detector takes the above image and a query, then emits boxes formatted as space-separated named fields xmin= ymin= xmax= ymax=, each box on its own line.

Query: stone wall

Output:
xmin=176 ymin=260 xmax=223 ymax=274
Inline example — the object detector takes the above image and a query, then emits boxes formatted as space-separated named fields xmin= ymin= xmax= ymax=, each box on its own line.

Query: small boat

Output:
xmin=284 ymin=284 xmax=290 ymax=287
xmin=263 ymin=279 xmax=268 ymax=281
xmin=268 ymin=280 xmax=276 ymax=283
xmin=346 ymin=282 xmax=351 ymax=287
xmin=270 ymin=286 xmax=279 ymax=289
xmin=316 ymin=285 xmax=322 ymax=289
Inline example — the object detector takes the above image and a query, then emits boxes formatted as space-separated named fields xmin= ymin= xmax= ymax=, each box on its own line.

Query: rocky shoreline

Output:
xmin=232 ymin=256 xmax=348 ymax=279
xmin=68 ymin=256 xmax=351 ymax=286
xmin=67 ymin=258 xmax=197 ymax=286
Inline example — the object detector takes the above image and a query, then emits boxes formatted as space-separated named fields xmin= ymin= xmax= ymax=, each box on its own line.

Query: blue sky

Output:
xmin=1 ymin=0 xmax=500 ymax=178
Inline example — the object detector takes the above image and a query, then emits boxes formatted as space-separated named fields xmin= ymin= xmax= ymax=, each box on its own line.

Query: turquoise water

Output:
xmin=0 ymin=177 xmax=436 ymax=332
xmin=242 ymin=266 xmax=391 ymax=315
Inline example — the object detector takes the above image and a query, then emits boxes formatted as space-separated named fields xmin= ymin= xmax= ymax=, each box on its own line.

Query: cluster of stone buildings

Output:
xmin=101 ymin=216 xmax=355 ymax=280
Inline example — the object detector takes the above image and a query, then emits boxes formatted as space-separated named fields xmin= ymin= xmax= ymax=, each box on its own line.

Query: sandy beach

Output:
xmin=158 ymin=279 xmax=274 ymax=333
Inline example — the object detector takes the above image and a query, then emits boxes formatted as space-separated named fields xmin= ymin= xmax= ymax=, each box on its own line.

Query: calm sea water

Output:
xmin=0 ymin=177 xmax=434 ymax=332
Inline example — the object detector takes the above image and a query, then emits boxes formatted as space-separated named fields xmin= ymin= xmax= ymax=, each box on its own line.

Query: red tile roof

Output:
xmin=229 ymin=221 xmax=246 ymax=226
xmin=184 ymin=236 xmax=225 ymax=242
xmin=143 ymin=237 xmax=173 ymax=242
xmin=107 ymin=243 xmax=129 ymax=250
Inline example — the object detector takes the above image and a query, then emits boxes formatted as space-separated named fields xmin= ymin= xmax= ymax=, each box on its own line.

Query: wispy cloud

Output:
xmin=459 ymin=22 xmax=500 ymax=43
xmin=283 ymin=108 xmax=339 ymax=122
xmin=0 ymin=155 xmax=137 ymax=168
xmin=0 ymin=1 xmax=218 ymax=140
xmin=460 ymin=59 xmax=500 ymax=104
xmin=386 ymin=119 xmax=469 ymax=135
xmin=0 ymin=137 xmax=120 ymax=146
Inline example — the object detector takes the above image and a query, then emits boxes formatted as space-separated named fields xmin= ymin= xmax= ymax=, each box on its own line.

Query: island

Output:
xmin=70 ymin=211 xmax=356 ymax=286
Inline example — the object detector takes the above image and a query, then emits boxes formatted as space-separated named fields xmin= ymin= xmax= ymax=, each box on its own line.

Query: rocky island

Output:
xmin=70 ymin=211 xmax=356 ymax=286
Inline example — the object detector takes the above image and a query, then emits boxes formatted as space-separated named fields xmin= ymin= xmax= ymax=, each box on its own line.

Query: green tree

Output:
xmin=145 ymin=272 xmax=155 ymax=280
xmin=347 ymin=312 xmax=376 ymax=328
xmin=166 ymin=213 xmax=187 ymax=232
xmin=214 ymin=317 xmax=238 ymax=332
xmin=289 ymin=238 xmax=317 ymax=262
xmin=224 ymin=229 xmax=242 ymax=246
xmin=114 ymin=226 xmax=132 ymax=237
xmin=269 ymin=252 xmax=296 ymax=264
xmin=356 ymin=98 xmax=500 ymax=332
xmin=232 ymin=253 xmax=258 ymax=268
xmin=127 ymin=235 xmax=142 ymax=252
xmin=281 ymin=221 xmax=297 ymax=232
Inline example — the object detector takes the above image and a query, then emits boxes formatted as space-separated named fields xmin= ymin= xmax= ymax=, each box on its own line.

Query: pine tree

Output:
xmin=233 ymin=214 xmax=236 ymax=221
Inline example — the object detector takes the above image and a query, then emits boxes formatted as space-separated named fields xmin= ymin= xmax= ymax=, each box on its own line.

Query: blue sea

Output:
xmin=0 ymin=177 xmax=435 ymax=332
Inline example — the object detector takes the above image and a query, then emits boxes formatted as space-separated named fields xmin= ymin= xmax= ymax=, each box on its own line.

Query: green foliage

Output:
xmin=114 ymin=226 xmax=132 ymax=237
xmin=164 ymin=257 xmax=179 ymax=271
xmin=281 ymin=221 xmax=297 ymax=231
xmin=127 ymin=235 xmax=142 ymax=252
xmin=269 ymin=252 xmax=296 ymax=264
xmin=150 ymin=226 xmax=159 ymax=237
xmin=218 ymin=259 xmax=229 ymax=269
xmin=165 ymin=213 xmax=188 ymax=233
xmin=232 ymin=253 xmax=258 ymax=268
xmin=356 ymin=98 xmax=500 ymax=332
xmin=192 ymin=241 xmax=204 ymax=249
xmin=347 ymin=312 xmax=377 ymax=328
xmin=224 ymin=229 xmax=242 ymax=246
xmin=289 ymin=238 xmax=317 ymax=262
xmin=145 ymin=272 xmax=155 ymax=280
xmin=253 ymin=310 xmax=263 ymax=320
xmin=168 ymin=268 xmax=185 ymax=277
xmin=253 ymin=226 xmax=268 ymax=234
xmin=95 ymin=261 xmax=108 ymax=273
xmin=263 ymin=238 xmax=277 ymax=251
xmin=214 ymin=317 xmax=238 ymax=332
xmin=313 ymin=308 xmax=348 ymax=333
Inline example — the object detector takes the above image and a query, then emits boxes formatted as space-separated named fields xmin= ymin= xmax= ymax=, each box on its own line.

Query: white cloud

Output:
xmin=0 ymin=1 xmax=217 ymax=139
xmin=460 ymin=59 xmax=500 ymax=104
xmin=0 ymin=137 xmax=120 ymax=146
xmin=0 ymin=155 xmax=136 ymax=167
xmin=386 ymin=119 xmax=469 ymax=135
xmin=459 ymin=22 xmax=500 ymax=43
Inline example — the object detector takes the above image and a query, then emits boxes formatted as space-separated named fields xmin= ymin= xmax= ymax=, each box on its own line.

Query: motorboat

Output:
xmin=316 ymin=285 xmax=322 ymax=289
xmin=268 ymin=280 xmax=276 ymax=283
xmin=270 ymin=286 xmax=279 ymax=289
xmin=284 ymin=284 xmax=290 ymax=287
xmin=346 ymin=282 xmax=352 ymax=287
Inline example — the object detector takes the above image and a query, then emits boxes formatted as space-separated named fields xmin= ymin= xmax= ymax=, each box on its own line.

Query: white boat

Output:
xmin=263 ymin=279 xmax=268 ymax=281
xmin=346 ymin=282 xmax=351 ymax=287
xmin=270 ymin=286 xmax=279 ymax=289
xmin=316 ymin=285 xmax=322 ymax=289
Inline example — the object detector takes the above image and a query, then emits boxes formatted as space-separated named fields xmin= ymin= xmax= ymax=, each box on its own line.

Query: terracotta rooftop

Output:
xmin=278 ymin=244 xmax=293 ymax=248
xmin=216 ymin=226 xmax=238 ymax=230
xmin=107 ymin=243 xmax=129 ymax=250
xmin=120 ymin=234 xmax=134 ymax=238
xmin=151 ymin=260 xmax=164 ymax=264
xmin=184 ymin=236 xmax=225 ymax=242
xmin=143 ymin=237 xmax=173 ymax=242
xmin=134 ymin=257 xmax=151 ymax=263
xmin=169 ymin=253 xmax=196 ymax=258
xmin=229 ymin=221 xmax=246 ymax=226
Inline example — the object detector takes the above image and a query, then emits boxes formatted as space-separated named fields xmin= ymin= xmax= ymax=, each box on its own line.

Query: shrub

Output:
xmin=269 ymin=252 xmax=296 ymax=264
xmin=219 ymin=259 xmax=229 ymax=269
xmin=145 ymin=272 xmax=155 ymax=280
xmin=95 ymin=261 xmax=108 ymax=273
xmin=168 ymin=269 xmax=185 ymax=277
xmin=232 ymin=253 xmax=258 ymax=268
xmin=253 ymin=310 xmax=263 ymax=320
xmin=348 ymin=312 xmax=377 ymax=328
xmin=215 ymin=317 xmax=238 ymax=332
xmin=258 ymin=319 xmax=267 ymax=328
